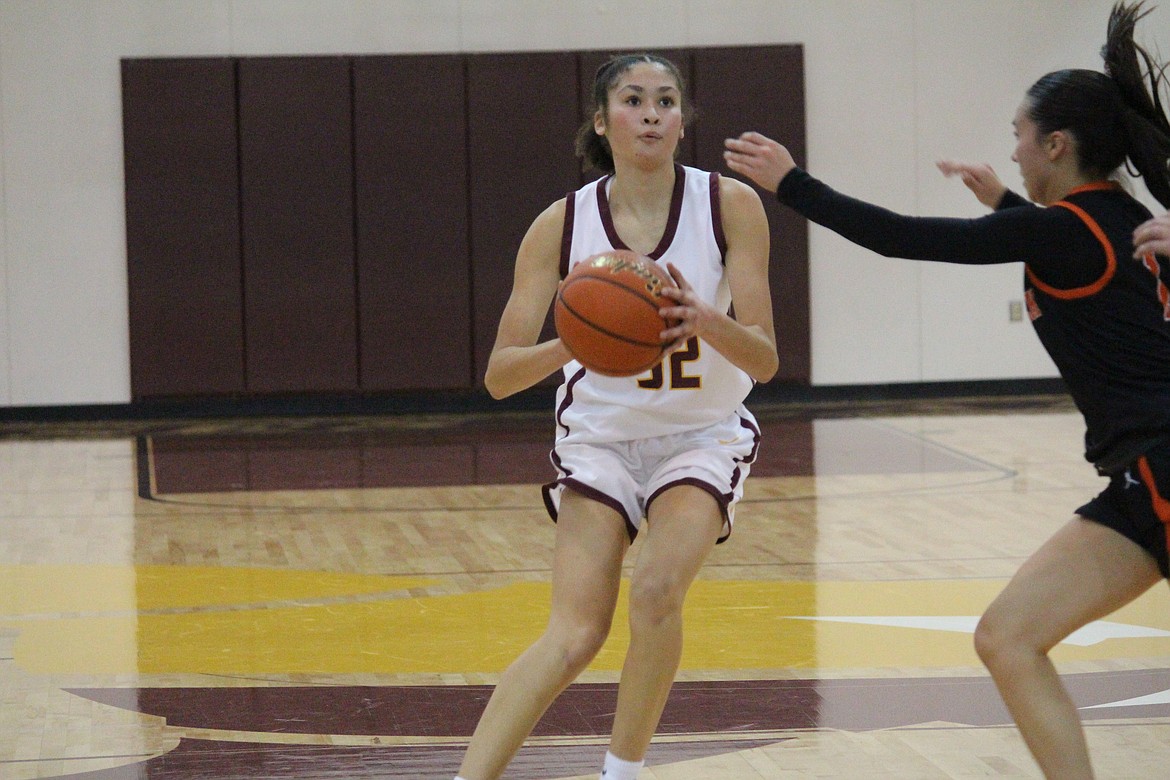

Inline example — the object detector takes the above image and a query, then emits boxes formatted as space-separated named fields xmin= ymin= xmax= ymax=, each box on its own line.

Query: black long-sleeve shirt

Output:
xmin=777 ymin=167 xmax=1170 ymax=472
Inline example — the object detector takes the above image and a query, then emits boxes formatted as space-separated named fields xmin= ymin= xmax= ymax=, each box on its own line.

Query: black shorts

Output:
xmin=1077 ymin=441 xmax=1170 ymax=578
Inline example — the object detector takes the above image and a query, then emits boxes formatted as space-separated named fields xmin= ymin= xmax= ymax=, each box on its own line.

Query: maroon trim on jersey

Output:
xmin=651 ymin=164 xmax=687 ymax=260
xmin=554 ymin=367 xmax=586 ymax=434
xmin=543 ymin=445 xmax=636 ymax=539
xmin=710 ymin=171 xmax=728 ymax=263
xmin=646 ymin=477 xmax=733 ymax=543
xmin=595 ymin=174 xmax=620 ymax=248
xmin=1028 ymin=186 xmax=1118 ymax=300
xmin=540 ymin=479 xmax=559 ymax=519
xmin=595 ymin=164 xmax=687 ymax=260
xmin=546 ymin=367 xmax=636 ymax=539
xmin=560 ymin=191 xmax=576 ymax=279
xmin=727 ymin=416 xmax=762 ymax=493
xmin=553 ymin=477 xmax=638 ymax=541
xmin=738 ymin=412 xmax=762 ymax=467
xmin=542 ymin=447 xmax=567 ymax=520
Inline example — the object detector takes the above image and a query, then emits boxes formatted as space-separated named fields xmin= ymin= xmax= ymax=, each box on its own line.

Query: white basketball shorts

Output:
xmin=541 ymin=409 xmax=761 ymax=543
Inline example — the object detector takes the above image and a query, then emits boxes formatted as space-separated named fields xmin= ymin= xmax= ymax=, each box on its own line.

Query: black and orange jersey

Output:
xmin=777 ymin=167 xmax=1170 ymax=473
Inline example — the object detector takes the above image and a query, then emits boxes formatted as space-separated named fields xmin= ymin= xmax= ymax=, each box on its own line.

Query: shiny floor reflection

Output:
xmin=3 ymin=396 xmax=1170 ymax=779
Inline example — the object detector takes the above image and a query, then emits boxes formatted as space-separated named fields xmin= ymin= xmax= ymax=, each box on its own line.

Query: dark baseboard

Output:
xmin=0 ymin=378 xmax=1070 ymax=424
xmin=748 ymin=377 xmax=1069 ymax=405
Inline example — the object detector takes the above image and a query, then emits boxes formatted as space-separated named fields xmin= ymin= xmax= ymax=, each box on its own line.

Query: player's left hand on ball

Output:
xmin=658 ymin=263 xmax=701 ymax=349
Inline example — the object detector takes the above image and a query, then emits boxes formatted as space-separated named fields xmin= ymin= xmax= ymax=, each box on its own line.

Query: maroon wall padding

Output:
xmin=123 ymin=47 xmax=809 ymax=400
xmin=466 ymin=52 xmax=583 ymax=387
xmin=122 ymin=58 xmax=245 ymax=399
xmin=238 ymin=57 xmax=357 ymax=393
xmin=353 ymin=56 xmax=471 ymax=391
xmin=691 ymin=45 xmax=810 ymax=384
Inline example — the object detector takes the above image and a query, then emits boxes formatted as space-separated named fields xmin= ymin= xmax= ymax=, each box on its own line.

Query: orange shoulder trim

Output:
xmin=1026 ymin=200 xmax=1115 ymax=300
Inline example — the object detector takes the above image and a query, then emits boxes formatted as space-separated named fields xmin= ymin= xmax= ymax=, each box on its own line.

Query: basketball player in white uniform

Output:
xmin=456 ymin=54 xmax=777 ymax=780
xmin=546 ymin=163 xmax=760 ymax=544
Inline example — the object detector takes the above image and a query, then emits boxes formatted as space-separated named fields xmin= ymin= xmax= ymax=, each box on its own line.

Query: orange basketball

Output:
xmin=554 ymin=250 xmax=676 ymax=377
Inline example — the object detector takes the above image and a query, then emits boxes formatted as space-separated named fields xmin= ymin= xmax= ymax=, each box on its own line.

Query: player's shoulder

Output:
xmin=531 ymin=196 xmax=569 ymax=230
xmin=717 ymin=173 xmax=763 ymax=206
xmin=678 ymin=163 xmax=761 ymax=209
xmin=517 ymin=196 xmax=569 ymax=258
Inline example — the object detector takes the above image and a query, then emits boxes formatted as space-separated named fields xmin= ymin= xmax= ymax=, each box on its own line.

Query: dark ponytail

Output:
xmin=1025 ymin=1 xmax=1170 ymax=207
xmin=1101 ymin=1 xmax=1170 ymax=207
xmin=574 ymin=53 xmax=693 ymax=174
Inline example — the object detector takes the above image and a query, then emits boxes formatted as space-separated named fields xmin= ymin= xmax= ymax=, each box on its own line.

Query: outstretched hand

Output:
xmin=1133 ymin=211 xmax=1170 ymax=259
xmin=723 ymin=131 xmax=796 ymax=193
xmin=937 ymin=159 xmax=1007 ymax=208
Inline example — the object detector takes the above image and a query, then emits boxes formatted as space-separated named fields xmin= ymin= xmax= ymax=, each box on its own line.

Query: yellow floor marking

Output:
xmin=4 ymin=566 xmax=1169 ymax=675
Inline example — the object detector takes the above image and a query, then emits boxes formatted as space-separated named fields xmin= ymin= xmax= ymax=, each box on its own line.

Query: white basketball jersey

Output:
xmin=554 ymin=164 xmax=756 ymax=444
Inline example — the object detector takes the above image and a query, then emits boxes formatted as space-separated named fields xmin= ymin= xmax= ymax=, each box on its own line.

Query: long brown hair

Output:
xmin=574 ymin=53 xmax=694 ymax=174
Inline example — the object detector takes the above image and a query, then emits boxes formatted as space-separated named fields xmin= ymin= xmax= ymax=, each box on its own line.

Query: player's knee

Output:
xmin=551 ymin=618 xmax=612 ymax=673
xmin=973 ymin=613 xmax=1002 ymax=666
xmin=973 ymin=609 xmax=1034 ymax=669
xmin=627 ymin=571 xmax=687 ymax=631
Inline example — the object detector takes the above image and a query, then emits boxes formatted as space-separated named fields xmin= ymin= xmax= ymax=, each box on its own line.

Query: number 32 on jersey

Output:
xmin=638 ymin=336 xmax=701 ymax=390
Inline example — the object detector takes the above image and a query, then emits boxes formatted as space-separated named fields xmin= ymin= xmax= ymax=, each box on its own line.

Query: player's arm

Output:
xmin=483 ymin=199 xmax=574 ymax=399
xmin=659 ymin=177 xmax=778 ymax=382
xmin=714 ymin=176 xmax=778 ymax=382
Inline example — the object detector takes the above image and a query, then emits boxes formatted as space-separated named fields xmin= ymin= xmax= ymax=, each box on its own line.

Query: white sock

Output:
xmin=599 ymin=750 xmax=644 ymax=780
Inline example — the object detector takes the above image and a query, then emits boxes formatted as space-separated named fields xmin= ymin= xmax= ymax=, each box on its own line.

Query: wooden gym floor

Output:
xmin=2 ymin=392 xmax=1170 ymax=779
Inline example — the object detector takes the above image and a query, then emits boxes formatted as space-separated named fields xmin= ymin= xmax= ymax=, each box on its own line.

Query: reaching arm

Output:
xmin=723 ymin=130 xmax=1111 ymax=288
xmin=773 ymin=166 xmax=1035 ymax=264
xmin=724 ymin=130 xmax=1053 ymax=265
xmin=936 ymin=160 xmax=1009 ymax=209
xmin=723 ymin=131 xmax=795 ymax=194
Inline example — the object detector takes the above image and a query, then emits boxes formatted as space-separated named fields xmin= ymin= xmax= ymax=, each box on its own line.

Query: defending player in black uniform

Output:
xmin=724 ymin=3 xmax=1170 ymax=779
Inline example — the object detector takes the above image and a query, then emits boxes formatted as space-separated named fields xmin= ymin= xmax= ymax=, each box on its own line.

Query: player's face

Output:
xmin=595 ymin=62 xmax=684 ymax=167
xmin=1011 ymin=102 xmax=1053 ymax=204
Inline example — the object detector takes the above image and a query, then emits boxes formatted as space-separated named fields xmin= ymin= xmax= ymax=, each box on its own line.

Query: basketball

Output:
xmin=554 ymin=249 xmax=677 ymax=377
